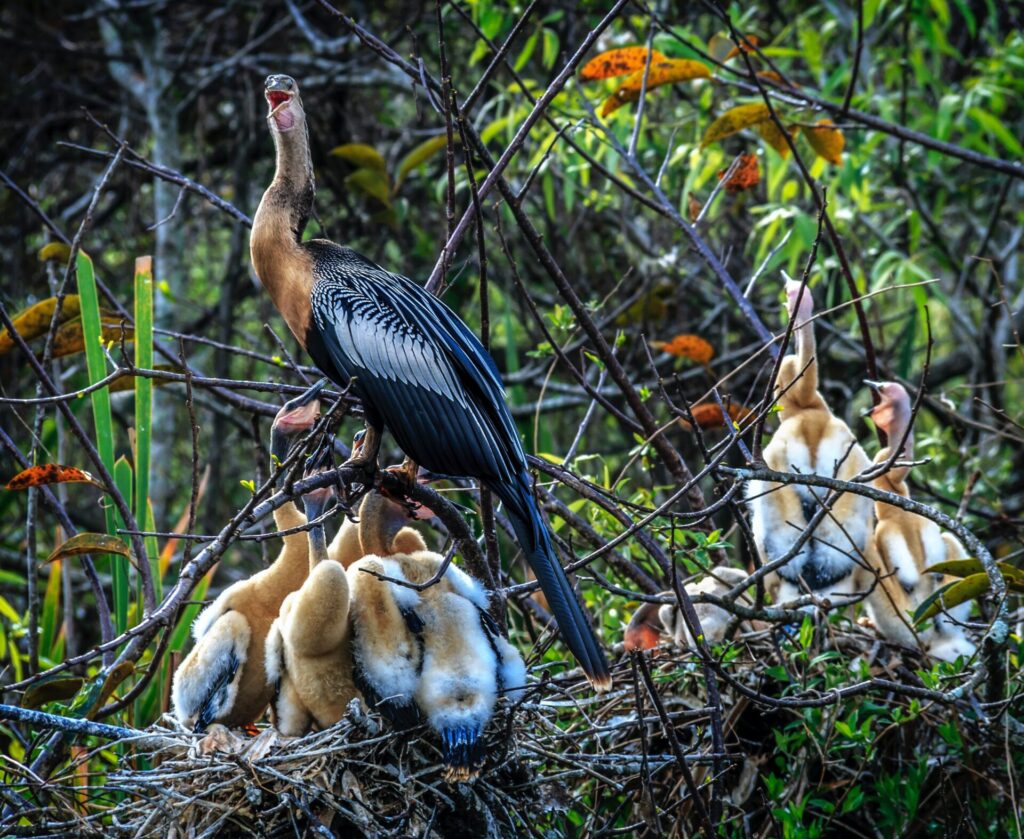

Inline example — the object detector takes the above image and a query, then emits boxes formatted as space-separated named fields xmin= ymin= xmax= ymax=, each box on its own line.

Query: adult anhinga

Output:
xmin=250 ymin=74 xmax=610 ymax=690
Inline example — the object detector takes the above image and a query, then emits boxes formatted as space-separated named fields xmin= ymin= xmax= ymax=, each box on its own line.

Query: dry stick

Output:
xmin=839 ymin=0 xmax=864 ymax=117
xmin=0 ymin=428 xmax=114 ymax=659
xmin=453 ymin=94 xmax=502 ymax=598
xmin=710 ymin=3 xmax=880 ymax=379
xmin=295 ymin=8 xmax=707 ymax=518
xmin=0 ymin=301 xmax=155 ymax=615
xmin=435 ymin=0 xmax=457 ymax=288
xmin=633 ymin=652 xmax=716 ymax=838
xmin=639 ymin=3 xmax=1024 ymax=181
xmin=25 ymin=144 xmax=126 ymax=674
xmin=579 ymin=100 xmax=775 ymax=353
xmin=418 ymin=0 xmax=631 ymax=293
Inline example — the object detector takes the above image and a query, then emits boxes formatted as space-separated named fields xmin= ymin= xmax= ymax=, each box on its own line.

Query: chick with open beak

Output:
xmin=265 ymin=74 xmax=301 ymax=132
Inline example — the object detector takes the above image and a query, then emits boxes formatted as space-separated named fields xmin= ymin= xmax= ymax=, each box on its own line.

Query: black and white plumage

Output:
xmin=303 ymin=244 xmax=609 ymax=688
xmin=250 ymin=74 xmax=610 ymax=690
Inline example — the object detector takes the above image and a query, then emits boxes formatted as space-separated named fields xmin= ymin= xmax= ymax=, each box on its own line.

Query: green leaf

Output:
xmin=329 ymin=143 xmax=387 ymax=171
xmin=345 ymin=167 xmax=391 ymax=206
xmin=113 ymin=457 xmax=134 ymax=633
xmin=913 ymin=574 xmax=989 ymax=623
xmin=513 ymin=29 xmax=538 ymax=72
xmin=395 ymin=135 xmax=453 ymax=190
xmin=968 ymin=107 xmax=1024 ymax=158
xmin=22 ymin=675 xmax=84 ymax=709
xmin=40 ymin=559 xmax=61 ymax=660
xmin=134 ymin=256 xmax=159 ymax=603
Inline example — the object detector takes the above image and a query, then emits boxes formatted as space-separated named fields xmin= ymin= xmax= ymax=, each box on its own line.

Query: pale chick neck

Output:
xmin=266 ymin=501 xmax=310 ymax=589
xmin=872 ymin=446 xmax=911 ymax=518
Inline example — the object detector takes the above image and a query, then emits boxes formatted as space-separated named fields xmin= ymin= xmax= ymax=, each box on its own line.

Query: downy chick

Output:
xmin=624 ymin=567 xmax=753 ymax=651
xmin=747 ymin=281 xmax=874 ymax=605
xmin=347 ymin=491 xmax=527 ymax=781
xmin=172 ymin=381 xmax=325 ymax=731
xmin=863 ymin=381 xmax=975 ymax=662
xmin=265 ymin=470 xmax=360 ymax=736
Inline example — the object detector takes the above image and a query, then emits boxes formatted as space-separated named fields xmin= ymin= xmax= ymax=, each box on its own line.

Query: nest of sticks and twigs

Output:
xmin=25 ymin=618 xmax=1006 ymax=838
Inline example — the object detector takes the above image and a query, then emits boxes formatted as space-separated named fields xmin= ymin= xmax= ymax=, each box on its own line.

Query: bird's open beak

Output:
xmin=862 ymin=380 xmax=883 ymax=417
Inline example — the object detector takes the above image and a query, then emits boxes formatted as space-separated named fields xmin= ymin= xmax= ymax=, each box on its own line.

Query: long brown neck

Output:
xmin=251 ymin=116 xmax=316 ymax=347
xmin=358 ymin=492 xmax=406 ymax=556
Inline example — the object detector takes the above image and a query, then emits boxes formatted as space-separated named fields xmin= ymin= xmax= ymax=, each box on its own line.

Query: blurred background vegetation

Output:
xmin=1 ymin=0 xmax=1023 ymax=835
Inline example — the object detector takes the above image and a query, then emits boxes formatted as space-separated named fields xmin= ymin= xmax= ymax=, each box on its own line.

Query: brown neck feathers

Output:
xmin=251 ymin=109 xmax=316 ymax=347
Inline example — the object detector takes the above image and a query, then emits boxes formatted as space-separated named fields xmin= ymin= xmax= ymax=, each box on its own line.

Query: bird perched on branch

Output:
xmin=172 ymin=383 xmax=324 ymax=732
xmin=862 ymin=381 xmax=975 ymax=662
xmin=624 ymin=567 xmax=753 ymax=652
xmin=746 ymin=280 xmax=873 ymax=605
xmin=251 ymin=74 xmax=609 ymax=690
xmin=265 ymin=462 xmax=359 ymax=737
xmin=346 ymin=489 xmax=527 ymax=781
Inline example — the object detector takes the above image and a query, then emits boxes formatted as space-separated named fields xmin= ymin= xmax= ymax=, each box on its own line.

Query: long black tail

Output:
xmin=490 ymin=472 xmax=612 ymax=691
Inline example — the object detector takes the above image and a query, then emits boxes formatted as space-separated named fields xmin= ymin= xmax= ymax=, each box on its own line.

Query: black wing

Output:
xmin=194 ymin=649 xmax=241 ymax=734
xmin=305 ymin=242 xmax=524 ymax=483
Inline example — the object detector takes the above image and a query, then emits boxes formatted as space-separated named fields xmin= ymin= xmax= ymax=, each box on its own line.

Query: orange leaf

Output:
xmin=580 ymin=47 xmax=667 ymax=81
xmin=700 ymin=103 xmax=771 ymax=148
xmin=600 ymin=58 xmax=710 ymax=117
xmin=804 ymin=119 xmax=845 ymax=164
xmin=725 ymin=35 xmax=759 ymax=60
xmin=757 ymin=70 xmax=799 ymax=90
xmin=650 ymin=334 xmax=715 ymax=364
xmin=0 ymin=296 xmax=83 ymax=354
xmin=757 ymin=120 xmax=799 ymax=157
xmin=6 ymin=464 xmax=103 ymax=491
xmin=717 ymin=153 xmax=761 ymax=192
xmin=688 ymin=192 xmax=703 ymax=223
xmin=679 ymin=402 xmax=753 ymax=431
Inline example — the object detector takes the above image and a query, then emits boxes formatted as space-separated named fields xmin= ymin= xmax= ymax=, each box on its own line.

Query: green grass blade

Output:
xmin=133 ymin=256 xmax=159 ymax=602
xmin=76 ymin=252 xmax=126 ymax=634
xmin=40 ymin=559 xmax=62 ymax=662
xmin=75 ymin=252 xmax=117 ymax=531
xmin=113 ymin=457 xmax=133 ymax=634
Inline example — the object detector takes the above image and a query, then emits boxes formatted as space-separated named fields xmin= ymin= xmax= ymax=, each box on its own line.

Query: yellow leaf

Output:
xmin=0 ymin=296 xmax=82 ymax=354
xmin=38 ymin=242 xmax=72 ymax=263
xmin=395 ymin=134 xmax=453 ymax=189
xmin=579 ymin=47 xmax=667 ymax=81
xmin=50 ymin=317 xmax=133 ymax=359
xmin=46 ymin=532 xmax=131 ymax=564
xmin=601 ymin=59 xmax=711 ymax=116
xmin=757 ymin=120 xmax=798 ymax=157
xmin=700 ymin=103 xmax=771 ymax=148
xmin=329 ymin=143 xmax=387 ymax=172
xmin=345 ymin=167 xmax=391 ymax=206
xmin=706 ymin=34 xmax=734 ymax=63
xmin=804 ymin=119 xmax=845 ymax=164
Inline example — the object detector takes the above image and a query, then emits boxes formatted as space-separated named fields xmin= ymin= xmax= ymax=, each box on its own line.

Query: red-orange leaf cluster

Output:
xmin=717 ymin=153 xmax=761 ymax=192
xmin=679 ymin=402 xmax=753 ymax=431
xmin=650 ymin=334 xmax=715 ymax=365
xmin=5 ymin=464 xmax=102 ymax=491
